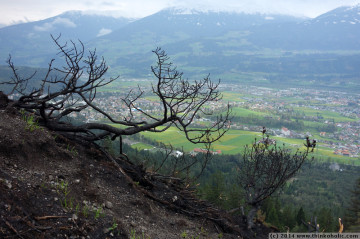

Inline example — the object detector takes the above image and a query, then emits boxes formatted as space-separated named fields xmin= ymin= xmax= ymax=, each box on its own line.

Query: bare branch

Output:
xmin=4 ymin=37 xmax=230 ymax=168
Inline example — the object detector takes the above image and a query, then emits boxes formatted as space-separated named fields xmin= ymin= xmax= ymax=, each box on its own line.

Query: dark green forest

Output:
xmin=104 ymin=137 xmax=360 ymax=233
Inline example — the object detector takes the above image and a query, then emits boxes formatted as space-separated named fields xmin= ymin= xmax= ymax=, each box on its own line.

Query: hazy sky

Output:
xmin=0 ymin=0 xmax=359 ymax=26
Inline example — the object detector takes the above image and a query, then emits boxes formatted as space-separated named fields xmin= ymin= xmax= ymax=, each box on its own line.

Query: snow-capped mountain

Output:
xmin=0 ymin=11 xmax=133 ymax=65
xmin=247 ymin=4 xmax=360 ymax=50
xmin=87 ymin=7 xmax=307 ymax=77
xmin=0 ymin=5 xmax=359 ymax=85
xmin=308 ymin=4 xmax=360 ymax=26
xmin=123 ymin=7 xmax=303 ymax=34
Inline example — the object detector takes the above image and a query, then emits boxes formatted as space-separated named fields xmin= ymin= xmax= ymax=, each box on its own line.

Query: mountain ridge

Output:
xmin=0 ymin=5 xmax=359 ymax=86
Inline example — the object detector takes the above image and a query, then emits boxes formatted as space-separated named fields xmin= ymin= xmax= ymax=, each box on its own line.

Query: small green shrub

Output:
xmin=20 ymin=109 xmax=40 ymax=131
xmin=75 ymin=203 xmax=80 ymax=215
xmin=94 ymin=207 xmax=104 ymax=219
xmin=130 ymin=229 xmax=150 ymax=239
xmin=108 ymin=220 xmax=118 ymax=232
xmin=82 ymin=205 xmax=89 ymax=218
xmin=66 ymin=144 xmax=78 ymax=156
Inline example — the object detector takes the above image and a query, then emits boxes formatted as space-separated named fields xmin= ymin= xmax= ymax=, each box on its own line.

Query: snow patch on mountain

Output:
xmin=34 ymin=17 xmax=76 ymax=32
xmin=345 ymin=3 xmax=360 ymax=11
xmin=97 ymin=28 xmax=112 ymax=37
xmin=164 ymin=6 xmax=211 ymax=15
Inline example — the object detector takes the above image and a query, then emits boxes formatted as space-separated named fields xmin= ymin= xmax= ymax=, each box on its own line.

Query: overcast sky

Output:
xmin=0 ymin=0 xmax=359 ymax=26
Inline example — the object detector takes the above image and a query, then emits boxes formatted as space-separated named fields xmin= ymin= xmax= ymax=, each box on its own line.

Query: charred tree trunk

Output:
xmin=247 ymin=205 xmax=260 ymax=229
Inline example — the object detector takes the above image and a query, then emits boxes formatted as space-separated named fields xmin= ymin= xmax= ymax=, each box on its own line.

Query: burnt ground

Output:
xmin=0 ymin=107 xmax=275 ymax=239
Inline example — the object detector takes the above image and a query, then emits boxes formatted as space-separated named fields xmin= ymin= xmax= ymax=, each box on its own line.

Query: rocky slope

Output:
xmin=0 ymin=106 xmax=273 ymax=238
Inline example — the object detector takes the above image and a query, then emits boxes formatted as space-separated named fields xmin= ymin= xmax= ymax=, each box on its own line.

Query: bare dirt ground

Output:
xmin=0 ymin=107 xmax=274 ymax=239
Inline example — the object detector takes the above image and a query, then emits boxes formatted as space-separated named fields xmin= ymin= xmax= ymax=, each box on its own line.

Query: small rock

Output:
xmin=35 ymin=171 xmax=45 ymax=176
xmin=130 ymin=221 xmax=136 ymax=227
xmin=103 ymin=228 xmax=110 ymax=234
xmin=74 ymin=179 xmax=80 ymax=184
xmin=105 ymin=201 xmax=113 ymax=209
xmin=4 ymin=204 xmax=11 ymax=211
xmin=5 ymin=180 xmax=12 ymax=189
xmin=48 ymin=175 xmax=54 ymax=181
xmin=139 ymin=226 xmax=147 ymax=232
xmin=54 ymin=197 xmax=58 ymax=201
xmin=72 ymin=214 xmax=78 ymax=221
xmin=4 ymin=160 xmax=9 ymax=165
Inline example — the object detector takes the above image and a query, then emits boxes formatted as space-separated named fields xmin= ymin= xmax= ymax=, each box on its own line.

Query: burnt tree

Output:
xmin=2 ymin=35 xmax=230 ymax=151
xmin=237 ymin=135 xmax=313 ymax=229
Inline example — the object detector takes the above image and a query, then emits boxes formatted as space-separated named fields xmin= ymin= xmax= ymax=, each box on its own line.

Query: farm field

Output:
xmin=123 ymin=126 xmax=360 ymax=166
xmin=294 ymin=107 xmax=357 ymax=122
xmin=103 ymin=82 xmax=359 ymax=166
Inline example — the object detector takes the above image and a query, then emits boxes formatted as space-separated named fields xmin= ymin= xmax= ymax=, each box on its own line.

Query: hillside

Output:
xmin=0 ymin=105 xmax=276 ymax=238
xmin=1 ymin=5 xmax=359 ymax=86
xmin=0 ymin=11 xmax=133 ymax=66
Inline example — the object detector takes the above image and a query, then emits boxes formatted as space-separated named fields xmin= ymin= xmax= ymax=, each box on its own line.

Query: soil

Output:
xmin=0 ymin=107 xmax=275 ymax=239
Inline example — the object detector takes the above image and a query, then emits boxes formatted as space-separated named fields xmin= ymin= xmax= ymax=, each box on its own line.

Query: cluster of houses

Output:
xmin=66 ymin=84 xmax=359 ymax=158
xmin=225 ymin=85 xmax=360 ymax=159
xmin=190 ymin=148 xmax=222 ymax=156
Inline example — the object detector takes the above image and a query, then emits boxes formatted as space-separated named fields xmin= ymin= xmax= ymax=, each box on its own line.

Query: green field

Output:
xmin=132 ymin=142 xmax=154 ymax=150
xmin=138 ymin=127 xmax=265 ymax=154
xmin=231 ymin=107 xmax=268 ymax=117
xmin=222 ymin=91 xmax=245 ymax=102
xmin=123 ymin=126 xmax=360 ymax=165
xmin=294 ymin=107 xmax=357 ymax=122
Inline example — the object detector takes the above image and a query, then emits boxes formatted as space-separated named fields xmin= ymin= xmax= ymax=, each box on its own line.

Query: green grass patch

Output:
xmin=222 ymin=91 xmax=245 ymax=102
xmin=132 ymin=142 xmax=154 ymax=150
xmin=108 ymin=123 xmax=355 ymax=164
xmin=295 ymin=107 xmax=357 ymax=122
xmin=231 ymin=107 xmax=267 ymax=117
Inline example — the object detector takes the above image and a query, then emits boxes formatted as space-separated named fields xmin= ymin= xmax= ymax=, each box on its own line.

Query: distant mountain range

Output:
xmin=0 ymin=5 xmax=359 ymax=88
xmin=249 ymin=5 xmax=360 ymax=50
xmin=0 ymin=11 xmax=133 ymax=66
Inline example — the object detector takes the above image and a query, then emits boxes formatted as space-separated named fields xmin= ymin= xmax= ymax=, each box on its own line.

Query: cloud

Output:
xmin=265 ymin=16 xmax=274 ymax=20
xmin=166 ymin=0 xmax=360 ymax=17
xmin=1 ymin=0 xmax=360 ymax=26
xmin=96 ymin=28 xmax=112 ymax=37
xmin=101 ymin=1 xmax=117 ymax=6
xmin=34 ymin=17 xmax=76 ymax=31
